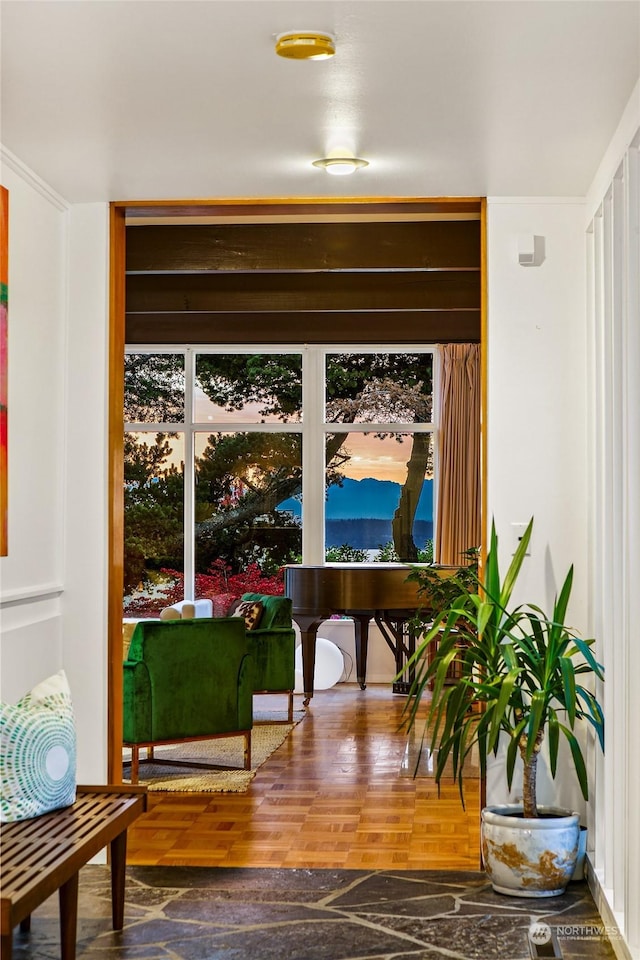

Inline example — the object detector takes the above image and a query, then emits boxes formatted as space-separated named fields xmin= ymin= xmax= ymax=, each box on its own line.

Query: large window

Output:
xmin=123 ymin=346 xmax=437 ymax=615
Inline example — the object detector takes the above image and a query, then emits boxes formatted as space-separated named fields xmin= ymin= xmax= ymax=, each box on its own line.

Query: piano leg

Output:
xmin=292 ymin=617 xmax=325 ymax=706
xmin=374 ymin=611 xmax=417 ymax=694
xmin=351 ymin=615 xmax=371 ymax=690
xmin=300 ymin=630 xmax=317 ymax=706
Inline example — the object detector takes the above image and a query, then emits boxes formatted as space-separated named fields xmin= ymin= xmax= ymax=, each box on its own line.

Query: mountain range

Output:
xmin=278 ymin=476 xmax=433 ymax=521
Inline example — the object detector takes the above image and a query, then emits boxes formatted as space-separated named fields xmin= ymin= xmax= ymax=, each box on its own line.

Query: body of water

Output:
xmin=326 ymin=518 xmax=433 ymax=550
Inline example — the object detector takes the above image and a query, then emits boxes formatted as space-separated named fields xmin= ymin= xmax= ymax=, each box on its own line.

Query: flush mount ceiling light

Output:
xmin=312 ymin=156 xmax=369 ymax=175
xmin=275 ymin=31 xmax=336 ymax=60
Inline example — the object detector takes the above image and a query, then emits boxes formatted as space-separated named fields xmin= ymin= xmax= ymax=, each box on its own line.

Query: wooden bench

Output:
xmin=0 ymin=784 xmax=147 ymax=960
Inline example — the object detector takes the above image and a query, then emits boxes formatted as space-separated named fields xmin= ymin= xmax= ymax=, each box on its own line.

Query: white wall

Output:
xmin=484 ymin=198 xmax=590 ymax=816
xmin=486 ymin=198 xmax=588 ymax=620
xmin=0 ymin=152 xmax=110 ymax=785
xmin=61 ymin=202 xmax=110 ymax=783
xmin=0 ymin=152 xmax=68 ymax=700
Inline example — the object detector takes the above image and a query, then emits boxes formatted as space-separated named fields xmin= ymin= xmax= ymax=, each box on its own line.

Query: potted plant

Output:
xmin=402 ymin=518 xmax=604 ymax=897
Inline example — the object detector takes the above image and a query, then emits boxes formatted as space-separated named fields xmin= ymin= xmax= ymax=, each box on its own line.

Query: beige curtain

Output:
xmin=435 ymin=343 xmax=481 ymax=565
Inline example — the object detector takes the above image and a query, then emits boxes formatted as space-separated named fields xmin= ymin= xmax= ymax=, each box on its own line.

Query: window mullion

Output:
xmin=184 ymin=349 xmax=195 ymax=599
xmin=432 ymin=345 xmax=441 ymax=555
xmin=302 ymin=347 xmax=325 ymax=564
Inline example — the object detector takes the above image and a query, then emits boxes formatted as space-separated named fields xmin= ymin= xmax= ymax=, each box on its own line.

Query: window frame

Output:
xmin=124 ymin=343 xmax=439 ymax=598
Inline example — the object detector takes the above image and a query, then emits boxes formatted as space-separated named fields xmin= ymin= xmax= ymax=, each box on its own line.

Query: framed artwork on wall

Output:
xmin=1 ymin=185 xmax=7 ymax=556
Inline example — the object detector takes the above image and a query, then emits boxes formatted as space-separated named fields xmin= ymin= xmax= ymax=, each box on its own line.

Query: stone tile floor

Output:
xmin=12 ymin=866 xmax=618 ymax=959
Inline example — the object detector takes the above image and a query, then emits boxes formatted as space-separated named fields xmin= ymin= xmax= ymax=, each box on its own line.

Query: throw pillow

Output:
xmin=0 ymin=669 xmax=77 ymax=823
xmin=232 ymin=599 xmax=264 ymax=631
xmin=159 ymin=606 xmax=181 ymax=621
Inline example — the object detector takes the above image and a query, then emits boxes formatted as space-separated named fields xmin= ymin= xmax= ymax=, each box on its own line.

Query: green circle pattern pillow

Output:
xmin=1 ymin=669 xmax=77 ymax=822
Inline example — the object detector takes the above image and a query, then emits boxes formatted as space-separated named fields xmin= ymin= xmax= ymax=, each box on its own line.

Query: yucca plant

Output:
xmin=402 ymin=518 xmax=605 ymax=817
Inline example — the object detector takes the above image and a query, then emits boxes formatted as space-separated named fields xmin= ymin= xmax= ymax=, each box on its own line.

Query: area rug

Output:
xmin=123 ymin=710 xmax=304 ymax=793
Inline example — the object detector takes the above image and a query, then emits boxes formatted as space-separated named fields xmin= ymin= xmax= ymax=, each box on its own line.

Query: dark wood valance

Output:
xmin=125 ymin=218 xmax=481 ymax=345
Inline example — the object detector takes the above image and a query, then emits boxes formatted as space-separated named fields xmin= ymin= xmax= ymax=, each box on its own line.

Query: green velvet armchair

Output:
xmin=123 ymin=617 xmax=253 ymax=783
xmin=240 ymin=593 xmax=296 ymax=722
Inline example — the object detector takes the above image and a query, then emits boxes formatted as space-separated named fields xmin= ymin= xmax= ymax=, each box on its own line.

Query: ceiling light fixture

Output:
xmin=312 ymin=156 xmax=369 ymax=176
xmin=275 ymin=31 xmax=336 ymax=60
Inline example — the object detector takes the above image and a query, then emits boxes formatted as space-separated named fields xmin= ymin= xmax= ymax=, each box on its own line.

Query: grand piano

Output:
xmin=284 ymin=563 xmax=457 ymax=704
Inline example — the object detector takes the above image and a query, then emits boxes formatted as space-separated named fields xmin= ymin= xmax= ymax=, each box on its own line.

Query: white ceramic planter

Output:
xmin=570 ymin=825 xmax=588 ymax=882
xmin=481 ymin=804 xmax=580 ymax=897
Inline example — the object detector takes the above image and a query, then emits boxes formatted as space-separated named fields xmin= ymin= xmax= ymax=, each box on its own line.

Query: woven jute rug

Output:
xmin=123 ymin=710 xmax=304 ymax=793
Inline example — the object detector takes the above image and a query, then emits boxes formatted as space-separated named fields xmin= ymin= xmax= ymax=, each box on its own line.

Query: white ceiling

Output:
xmin=1 ymin=1 xmax=638 ymax=203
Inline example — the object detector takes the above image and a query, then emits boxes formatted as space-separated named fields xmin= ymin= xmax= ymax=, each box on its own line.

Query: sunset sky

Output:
xmin=132 ymin=428 xmax=428 ymax=487
xmin=337 ymin=433 xmax=421 ymax=483
xmin=192 ymin=387 xmax=430 ymax=485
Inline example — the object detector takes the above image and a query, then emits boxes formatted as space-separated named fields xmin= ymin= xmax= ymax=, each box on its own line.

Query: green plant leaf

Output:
xmin=548 ymin=711 xmax=559 ymax=779
xmin=567 ymin=635 xmax=604 ymax=679
xmin=487 ymin=667 xmax=521 ymax=753
xmin=559 ymin=656 xmax=577 ymax=726
xmin=558 ymin=722 xmax=590 ymax=800
xmin=499 ymin=517 xmax=533 ymax=609
xmin=552 ymin=566 xmax=574 ymax=634
xmin=575 ymin=688 xmax=605 ymax=750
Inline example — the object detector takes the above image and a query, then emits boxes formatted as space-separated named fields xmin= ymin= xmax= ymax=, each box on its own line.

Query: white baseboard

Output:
xmin=586 ymin=859 xmax=634 ymax=960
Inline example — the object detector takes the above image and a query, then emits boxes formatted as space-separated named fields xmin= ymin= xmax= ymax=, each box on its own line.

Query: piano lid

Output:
xmin=284 ymin=563 xmax=425 ymax=615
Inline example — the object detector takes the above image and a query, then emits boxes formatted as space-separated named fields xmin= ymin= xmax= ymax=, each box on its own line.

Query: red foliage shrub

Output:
xmin=123 ymin=561 xmax=285 ymax=618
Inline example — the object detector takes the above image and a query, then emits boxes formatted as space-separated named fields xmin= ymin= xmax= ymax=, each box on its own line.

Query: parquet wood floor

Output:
xmin=126 ymin=684 xmax=481 ymax=870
